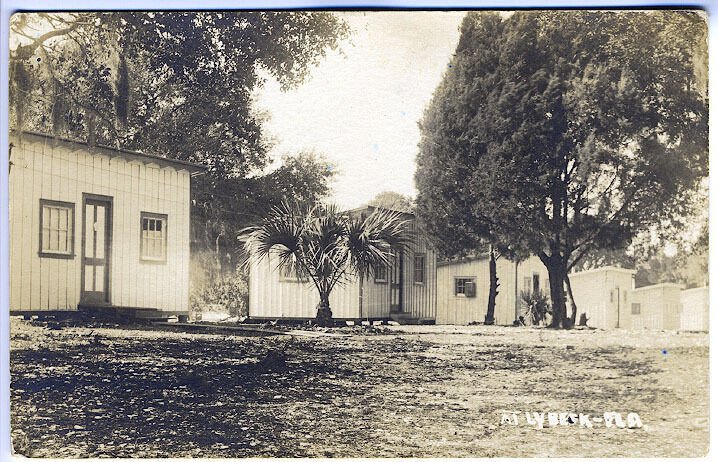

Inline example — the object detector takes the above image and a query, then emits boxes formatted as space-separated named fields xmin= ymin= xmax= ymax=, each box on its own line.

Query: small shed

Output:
xmin=248 ymin=207 xmax=437 ymax=323
xmin=680 ymin=286 xmax=709 ymax=331
xmin=8 ymin=131 xmax=203 ymax=319
xmin=630 ymin=283 xmax=684 ymax=330
xmin=568 ymin=266 xmax=636 ymax=329
xmin=436 ymin=255 xmax=548 ymax=325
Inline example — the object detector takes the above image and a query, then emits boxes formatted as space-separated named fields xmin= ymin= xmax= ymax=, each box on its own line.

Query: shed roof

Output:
xmin=11 ymin=131 xmax=206 ymax=175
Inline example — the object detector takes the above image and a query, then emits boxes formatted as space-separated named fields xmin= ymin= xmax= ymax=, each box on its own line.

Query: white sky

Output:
xmin=254 ymin=11 xmax=466 ymax=209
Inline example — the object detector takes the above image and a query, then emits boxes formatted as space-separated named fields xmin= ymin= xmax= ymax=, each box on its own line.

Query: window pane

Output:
xmin=85 ymin=205 xmax=94 ymax=257
xmin=59 ymin=230 xmax=68 ymax=252
xmin=43 ymin=206 xmax=50 ymax=232
xmin=58 ymin=209 xmax=68 ymax=231
xmin=49 ymin=228 xmax=58 ymax=250
xmin=51 ymin=207 xmax=59 ymax=231
xmin=156 ymin=220 xmax=162 ymax=232
xmin=95 ymin=209 xmax=105 ymax=259
xmin=149 ymin=219 xmax=155 ymax=231
xmin=42 ymin=228 xmax=50 ymax=251
xmin=142 ymin=218 xmax=149 ymax=231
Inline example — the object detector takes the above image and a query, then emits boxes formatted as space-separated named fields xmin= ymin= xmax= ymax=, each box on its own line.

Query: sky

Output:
xmin=254 ymin=11 xmax=466 ymax=209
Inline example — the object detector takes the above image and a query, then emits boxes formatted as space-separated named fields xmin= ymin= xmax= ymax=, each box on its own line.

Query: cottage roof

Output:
xmin=11 ymin=131 xmax=206 ymax=175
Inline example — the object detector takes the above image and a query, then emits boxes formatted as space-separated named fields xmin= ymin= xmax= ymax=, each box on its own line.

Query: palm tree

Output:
xmin=243 ymin=201 xmax=411 ymax=326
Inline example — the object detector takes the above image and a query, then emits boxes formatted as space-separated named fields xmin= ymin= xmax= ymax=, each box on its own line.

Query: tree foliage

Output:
xmin=10 ymin=12 xmax=348 ymax=300
xmin=416 ymin=10 xmax=707 ymax=328
xmin=367 ymin=191 xmax=415 ymax=213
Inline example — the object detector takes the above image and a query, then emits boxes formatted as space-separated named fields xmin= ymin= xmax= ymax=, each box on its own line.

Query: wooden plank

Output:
xmin=9 ymin=142 xmax=25 ymax=309
xmin=28 ymin=144 xmax=41 ymax=310
xmin=39 ymin=146 xmax=52 ymax=310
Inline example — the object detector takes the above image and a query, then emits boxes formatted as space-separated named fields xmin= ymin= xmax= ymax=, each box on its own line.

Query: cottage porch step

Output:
xmin=77 ymin=304 xmax=175 ymax=322
xmin=389 ymin=311 xmax=421 ymax=325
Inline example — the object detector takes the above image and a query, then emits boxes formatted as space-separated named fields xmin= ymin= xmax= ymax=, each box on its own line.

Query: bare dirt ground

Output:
xmin=10 ymin=318 xmax=709 ymax=458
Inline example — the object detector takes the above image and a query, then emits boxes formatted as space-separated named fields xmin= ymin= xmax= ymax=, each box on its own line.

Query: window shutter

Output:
xmin=466 ymin=280 xmax=476 ymax=298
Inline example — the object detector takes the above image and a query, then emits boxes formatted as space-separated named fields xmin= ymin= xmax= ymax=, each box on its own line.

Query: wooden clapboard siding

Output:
xmin=9 ymin=134 xmax=196 ymax=313
xmin=680 ymin=286 xmax=708 ymax=331
xmin=249 ymin=255 xmax=360 ymax=319
xmin=631 ymin=283 xmax=683 ymax=330
xmin=436 ymin=255 xmax=548 ymax=325
xmin=568 ymin=267 xmax=635 ymax=329
xmin=402 ymin=223 xmax=437 ymax=321
xmin=248 ymin=212 xmax=437 ymax=321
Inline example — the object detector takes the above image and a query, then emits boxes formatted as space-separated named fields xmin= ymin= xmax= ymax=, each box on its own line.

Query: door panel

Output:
xmin=81 ymin=197 xmax=112 ymax=305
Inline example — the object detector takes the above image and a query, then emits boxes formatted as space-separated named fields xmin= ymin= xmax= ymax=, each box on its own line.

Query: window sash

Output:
xmin=40 ymin=201 xmax=74 ymax=256
xmin=140 ymin=213 xmax=167 ymax=262
xmin=414 ymin=255 xmax=425 ymax=283
xmin=375 ymin=264 xmax=388 ymax=282
xmin=455 ymin=277 xmax=471 ymax=296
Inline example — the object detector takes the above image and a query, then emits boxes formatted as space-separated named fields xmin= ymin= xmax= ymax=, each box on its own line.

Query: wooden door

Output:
xmin=390 ymin=251 xmax=403 ymax=312
xmin=81 ymin=195 xmax=112 ymax=305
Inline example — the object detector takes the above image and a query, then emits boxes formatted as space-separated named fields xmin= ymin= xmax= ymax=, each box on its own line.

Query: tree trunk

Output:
xmin=485 ymin=246 xmax=498 ymax=325
xmin=358 ymin=273 xmax=364 ymax=321
xmin=546 ymin=255 xmax=569 ymax=329
xmin=316 ymin=294 xmax=333 ymax=327
xmin=564 ymin=274 xmax=578 ymax=327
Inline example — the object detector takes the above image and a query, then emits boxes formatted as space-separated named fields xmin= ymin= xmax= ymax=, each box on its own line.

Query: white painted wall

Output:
xmin=630 ymin=283 xmax=683 ymax=330
xmin=436 ymin=255 xmax=548 ymax=325
xmin=9 ymin=134 xmax=192 ymax=313
xmin=680 ymin=286 xmax=709 ymax=331
xmin=247 ymin=218 xmax=437 ymax=320
xmin=568 ymin=267 xmax=635 ymax=329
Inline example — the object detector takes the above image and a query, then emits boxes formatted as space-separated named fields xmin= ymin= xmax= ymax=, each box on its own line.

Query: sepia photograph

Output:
xmin=4 ymin=5 xmax=710 ymax=458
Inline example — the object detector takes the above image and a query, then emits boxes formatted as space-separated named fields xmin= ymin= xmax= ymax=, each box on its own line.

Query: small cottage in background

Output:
xmin=436 ymin=255 xmax=547 ymax=325
xmin=630 ymin=283 xmax=684 ymax=330
xmin=569 ymin=266 xmax=636 ymax=329
xmin=248 ymin=206 xmax=437 ymax=324
xmin=8 ymin=132 xmax=204 ymax=320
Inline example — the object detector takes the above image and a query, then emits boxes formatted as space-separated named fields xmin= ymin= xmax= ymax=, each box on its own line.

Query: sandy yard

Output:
xmin=10 ymin=318 xmax=709 ymax=458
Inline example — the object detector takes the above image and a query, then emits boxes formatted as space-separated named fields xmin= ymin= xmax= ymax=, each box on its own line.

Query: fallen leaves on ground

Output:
xmin=10 ymin=319 xmax=708 ymax=458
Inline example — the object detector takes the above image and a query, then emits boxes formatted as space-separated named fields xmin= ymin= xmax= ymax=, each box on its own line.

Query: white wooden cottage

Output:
xmin=569 ymin=266 xmax=636 ymax=329
xmin=8 ymin=132 xmax=203 ymax=319
xmin=248 ymin=206 xmax=437 ymax=323
xmin=630 ymin=283 xmax=684 ymax=330
xmin=436 ymin=255 xmax=548 ymax=325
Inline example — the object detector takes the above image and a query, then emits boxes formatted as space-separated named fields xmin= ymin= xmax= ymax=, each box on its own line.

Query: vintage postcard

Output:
xmin=6 ymin=7 xmax=709 ymax=458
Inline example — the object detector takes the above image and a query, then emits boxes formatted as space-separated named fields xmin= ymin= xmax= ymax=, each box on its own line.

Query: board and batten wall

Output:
xmin=248 ymin=220 xmax=437 ymax=321
xmin=630 ymin=283 xmax=683 ymax=330
xmin=568 ymin=267 xmax=635 ymax=329
xmin=9 ymin=135 xmax=192 ymax=313
xmin=436 ymin=255 xmax=548 ymax=325
xmin=680 ymin=286 xmax=709 ymax=331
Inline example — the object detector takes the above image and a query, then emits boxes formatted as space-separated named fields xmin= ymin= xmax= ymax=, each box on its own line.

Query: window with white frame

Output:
xmin=414 ymin=254 xmax=426 ymax=284
xmin=40 ymin=199 xmax=75 ymax=257
xmin=631 ymin=303 xmax=641 ymax=315
xmin=455 ymin=277 xmax=476 ymax=297
xmin=140 ymin=212 xmax=167 ymax=262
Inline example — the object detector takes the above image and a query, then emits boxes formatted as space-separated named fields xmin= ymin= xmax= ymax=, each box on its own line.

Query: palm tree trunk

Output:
xmin=316 ymin=293 xmax=333 ymax=327
xmin=358 ymin=273 xmax=364 ymax=321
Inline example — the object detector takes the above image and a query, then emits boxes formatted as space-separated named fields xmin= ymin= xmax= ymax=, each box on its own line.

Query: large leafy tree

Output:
xmin=416 ymin=10 xmax=707 ymax=328
xmin=10 ymin=12 xmax=348 ymax=292
xmin=243 ymin=202 xmax=410 ymax=326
